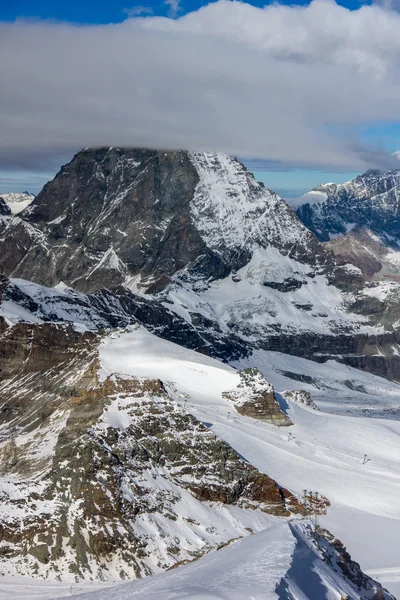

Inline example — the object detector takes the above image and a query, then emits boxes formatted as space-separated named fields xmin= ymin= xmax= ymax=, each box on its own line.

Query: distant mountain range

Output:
xmin=294 ymin=169 xmax=400 ymax=245
xmin=0 ymin=192 xmax=35 ymax=215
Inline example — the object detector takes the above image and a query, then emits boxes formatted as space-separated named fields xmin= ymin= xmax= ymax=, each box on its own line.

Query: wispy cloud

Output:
xmin=164 ymin=0 xmax=182 ymax=18
xmin=123 ymin=6 xmax=154 ymax=17
xmin=1 ymin=0 xmax=400 ymax=174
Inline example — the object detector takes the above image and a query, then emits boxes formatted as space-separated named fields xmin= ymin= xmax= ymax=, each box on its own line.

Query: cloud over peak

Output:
xmin=1 ymin=0 xmax=400 ymax=173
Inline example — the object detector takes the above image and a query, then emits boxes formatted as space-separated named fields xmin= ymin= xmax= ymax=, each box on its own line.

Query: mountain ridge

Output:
xmin=295 ymin=168 xmax=400 ymax=244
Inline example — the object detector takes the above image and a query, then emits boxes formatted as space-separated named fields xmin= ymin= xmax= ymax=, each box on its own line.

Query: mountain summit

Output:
xmin=0 ymin=147 xmax=330 ymax=293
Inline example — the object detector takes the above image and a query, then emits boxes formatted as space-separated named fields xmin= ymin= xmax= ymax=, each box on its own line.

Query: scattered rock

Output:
xmin=282 ymin=390 xmax=320 ymax=411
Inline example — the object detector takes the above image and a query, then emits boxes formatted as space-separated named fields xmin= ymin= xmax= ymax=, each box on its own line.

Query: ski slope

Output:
xmin=55 ymin=519 xmax=390 ymax=600
xmin=99 ymin=326 xmax=400 ymax=598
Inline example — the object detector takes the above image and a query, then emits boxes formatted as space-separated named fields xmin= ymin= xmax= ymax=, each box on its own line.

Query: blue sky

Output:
xmin=0 ymin=0 xmax=370 ymax=23
xmin=1 ymin=0 xmax=399 ymax=196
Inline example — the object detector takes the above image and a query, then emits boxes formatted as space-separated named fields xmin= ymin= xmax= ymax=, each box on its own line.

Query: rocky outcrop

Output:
xmin=325 ymin=225 xmax=400 ymax=283
xmin=223 ymin=368 xmax=292 ymax=426
xmin=282 ymin=390 xmax=319 ymax=411
xmin=325 ymin=227 xmax=387 ymax=278
xmin=316 ymin=527 xmax=394 ymax=599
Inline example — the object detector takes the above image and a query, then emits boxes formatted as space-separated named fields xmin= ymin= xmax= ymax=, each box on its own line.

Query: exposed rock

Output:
xmin=316 ymin=526 xmax=393 ymax=599
xmin=282 ymin=390 xmax=320 ymax=411
xmin=0 ymin=148 xmax=334 ymax=293
xmin=325 ymin=227 xmax=387 ymax=278
xmin=0 ymin=197 xmax=11 ymax=217
xmin=222 ymin=368 xmax=292 ymax=426
xmin=0 ymin=322 xmax=308 ymax=580
xmin=296 ymin=168 xmax=400 ymax=244
xmin=276 ymin=522 xmax=395 ymax=600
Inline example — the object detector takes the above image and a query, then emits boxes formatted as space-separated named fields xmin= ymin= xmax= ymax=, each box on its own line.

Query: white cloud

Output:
xmin=1 ymin=0 xmax=400 ymax=173
xmin=164 ymin=0 xmax=182 ymax=18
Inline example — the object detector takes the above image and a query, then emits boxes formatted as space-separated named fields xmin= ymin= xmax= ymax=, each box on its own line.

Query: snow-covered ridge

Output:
xmin=0 ymin=192 xmax=35 ymax=215
xmin=53 ymin=520 xmax=393 ymax=600
xmin=188 ymin=152 xmax=326 ymax=268
xmin=295 ymin=168 xmax=400 ymax=243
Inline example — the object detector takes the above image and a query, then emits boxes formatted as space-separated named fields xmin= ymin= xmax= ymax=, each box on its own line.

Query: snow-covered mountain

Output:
xmin=0 ymin=148 xmax=330 ymax=293
xmin=2 ymin=148 xmax=400 ymax=599
xmin=0 ymin=317 xmax=318 ymax=582
xmin=294 ymin=169 xmax=400 ymax=244
xmin=0 ymin=192 xmax=35 ymax=215
xmin=1 ymin=148 xmax=400 ymax=378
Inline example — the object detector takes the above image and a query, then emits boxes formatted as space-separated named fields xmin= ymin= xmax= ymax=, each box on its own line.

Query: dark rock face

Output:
xmin=259 ymin=329 xmax=400 ymax=381
xmin=325 ymin=227 xmax=387 ymax=278
xmin=0 ymin=198 xmax=11 ymax=216
xmin=0 ymin=148 xmax=207 ymax=292
xmin=296 ymin=169 xmax=400 ymax=244
xmin=0 ymin=147 xmax=334 ymax=293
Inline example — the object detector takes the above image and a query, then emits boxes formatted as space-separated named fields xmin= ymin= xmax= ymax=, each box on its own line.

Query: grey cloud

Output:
xmin=1 ymin=0 xmax=400 ymax=175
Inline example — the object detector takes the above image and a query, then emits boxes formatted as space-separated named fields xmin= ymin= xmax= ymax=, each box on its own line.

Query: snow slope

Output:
xmin=165 ymin=246 xmax=370 ymax=339
xmin=287 ymin=190 xmax=329 ymax=210
xmin=54 ymin=519 xmax=391 ymax=600
xmin=98 ymin=326 xmax=400 ymax=597
xmin=0 ymin=193 xmax=35 ymax=215
xmin=58 ymin=523 xmax=293 ymax=600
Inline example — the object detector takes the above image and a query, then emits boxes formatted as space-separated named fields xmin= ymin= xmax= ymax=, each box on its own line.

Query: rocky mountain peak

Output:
xmin=0 ymin=147 xmax=333 ymax=293
xmin=295 ymin=168 xmax=400 ymax=244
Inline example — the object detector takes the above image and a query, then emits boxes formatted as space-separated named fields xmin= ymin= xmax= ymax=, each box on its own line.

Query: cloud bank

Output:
xmin=2 ymin=0 xmax=400 ymax=173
